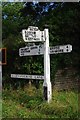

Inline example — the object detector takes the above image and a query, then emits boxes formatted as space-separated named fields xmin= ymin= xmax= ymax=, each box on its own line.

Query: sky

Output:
xmin=0 ymin=0 xmax=79 ymax=2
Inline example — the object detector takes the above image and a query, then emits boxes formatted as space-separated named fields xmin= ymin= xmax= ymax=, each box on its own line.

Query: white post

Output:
xmin=43 ymin=28 xmax=52 ymax=102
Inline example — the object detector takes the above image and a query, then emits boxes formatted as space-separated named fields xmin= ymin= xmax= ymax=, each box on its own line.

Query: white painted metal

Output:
xmin=22 ymin=26 xmax=45 ymax=42
xmin=11 ymin=74 xmax=44 ymax=80
xmin=19 ymin=44 xmax=72 ymax=56
xmin=43 ymin=29 xmax=52 ymax=103
xmin=19 ymin=44 xmax=44 ymax=56
xmin=50 ymin=44 xmax=72 ymax=54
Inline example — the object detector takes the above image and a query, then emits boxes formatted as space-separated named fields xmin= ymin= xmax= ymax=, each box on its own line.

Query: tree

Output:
xmin=2 ymin=2 xmax=80 ymax=88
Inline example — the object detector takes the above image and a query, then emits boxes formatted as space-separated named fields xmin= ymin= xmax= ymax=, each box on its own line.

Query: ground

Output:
xmin=2 ymin=84 xmax=80 ymax=119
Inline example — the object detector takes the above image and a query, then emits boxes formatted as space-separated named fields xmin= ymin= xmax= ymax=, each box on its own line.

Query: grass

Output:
xmin=2 ymin=85 xmax=79 ymax=119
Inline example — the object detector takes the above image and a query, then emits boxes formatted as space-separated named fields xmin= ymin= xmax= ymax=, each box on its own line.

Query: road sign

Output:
xmin=22 ymin=26 xmax=45 ymax=42
xmin=11 ymin=74 xmax=44 ymax=80
xmin=19 ymin=44 xmax=72 ymax=57
xmin=19 ymin=44 xmax=44 ymax=56
xmin=49 ymin=44 xmax=72 ymax=54
xmin=11 ymin=26 xmax=73 ymax=103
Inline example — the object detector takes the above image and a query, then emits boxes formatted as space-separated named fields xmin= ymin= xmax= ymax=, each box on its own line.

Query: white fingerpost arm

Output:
xmin=43 ymin=28 xmax=52 ymax=102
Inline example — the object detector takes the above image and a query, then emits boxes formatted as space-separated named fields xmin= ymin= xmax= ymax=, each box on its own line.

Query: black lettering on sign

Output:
xmin=61 ymin=49 xmax=63 ymax=52
xmin=29 ymin=27 xmax=38 ymax=31
xmin=21 ymin=48 xmax=30 ymax=54
xmin=25 ymin=48 xmax=29 ymax=51
xmin=50 ymin=46 xmax=60 ymax=50
xmin=24 ymin=48 xmax=30 ymax=52
xmin=39 ymin=45 xmax=43 ymax=48
xmin=66 ymin=49 xmax=68 ymax=52
xmin=30 ymin=46 xmax=38 ymax=50
xmin=28 ymin=38 xmax=33 ymax=40
xmin=25 ymin=31 xmax=36 ymax=38
xmin=21 ymin=48 xmax=29 ymax=53
xmin=26 ymin=50 xmax=30 ymax=52
xmin=21 ymin=53 xmax=24 ymax=56
xmin=34 ymin=28 xmax=38 ymax=31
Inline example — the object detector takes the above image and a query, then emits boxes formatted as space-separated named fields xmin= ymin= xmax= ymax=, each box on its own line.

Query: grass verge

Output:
xmin=2 ymin=85 xmax=79 ymax=119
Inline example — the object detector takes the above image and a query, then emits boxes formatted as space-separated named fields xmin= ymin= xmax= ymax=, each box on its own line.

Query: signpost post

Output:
xmin=43 ymin=28 xmax=52 ymax=102
xmin=11 ymin=26 xmax=72 ymax=103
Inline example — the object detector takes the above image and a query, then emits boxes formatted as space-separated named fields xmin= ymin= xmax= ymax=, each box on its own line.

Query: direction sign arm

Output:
xmin=49 ymin=44 xmax=72 ymax=54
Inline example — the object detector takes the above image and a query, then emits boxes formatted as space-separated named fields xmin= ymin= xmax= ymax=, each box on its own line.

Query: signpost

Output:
xmin=11 ymin=26 xmax=72 ymax=103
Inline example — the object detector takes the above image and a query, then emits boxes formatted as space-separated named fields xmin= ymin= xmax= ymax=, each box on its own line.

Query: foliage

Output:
xmin=2 ymin=2 xmax=80 ymax=88
xmin=2 ymin=87 xmax=79 ymax=118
